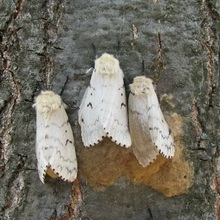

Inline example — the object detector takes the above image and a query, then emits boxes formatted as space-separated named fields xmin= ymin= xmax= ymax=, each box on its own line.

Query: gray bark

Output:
xmin=0 ymin=0 xmax=219 ymax=219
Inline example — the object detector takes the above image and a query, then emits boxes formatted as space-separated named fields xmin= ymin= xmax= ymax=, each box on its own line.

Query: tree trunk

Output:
xmin=0 ymin=0 xmax=219 ymax=219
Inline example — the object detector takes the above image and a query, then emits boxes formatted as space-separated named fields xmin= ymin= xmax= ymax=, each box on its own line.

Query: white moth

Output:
xmin=33 ymin=91 xmax=77 ymax=183
xmin=78 ymin=53 xmax=131 ymax=147
xmin=128 ymin=76 xmax=174 ymax=167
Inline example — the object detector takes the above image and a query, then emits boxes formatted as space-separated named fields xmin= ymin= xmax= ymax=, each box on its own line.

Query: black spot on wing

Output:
xmin=121 ymin=103 xmax=126 ymax=108
xmin=65 ymin=139 xmax=73 ymax=146
xmin=85 ymin=86 xmax=94 ymax=97
xmin=87 ymin=102 xmax=93 ymax=109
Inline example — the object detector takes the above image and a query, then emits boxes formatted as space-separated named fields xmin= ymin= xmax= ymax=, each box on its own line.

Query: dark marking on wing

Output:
xmin=55 ymin=150 xmax=76 ymax=164
xmin=118 ymin=86 xmax=123 ymax=91
xmin=87 ymin=102 xmax=93 ymax=109
xmin=121 ymin=103 xmax=126 ymax=108
xmin=65 ymin=139 xmax=73 ymax=146
xmin=150 ymin=126 xmax=170 ymax=138
xmin=89 ymin=85 xmax=95 ymax=90
xmin=147 ymin=106 xmax=152 ymax=112
xmin=51 ymin=121 xmax=69 ymax=128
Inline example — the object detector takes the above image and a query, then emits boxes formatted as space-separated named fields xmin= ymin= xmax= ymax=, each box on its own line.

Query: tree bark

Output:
xmin=0 ymin=0 xmax=219 ymax=219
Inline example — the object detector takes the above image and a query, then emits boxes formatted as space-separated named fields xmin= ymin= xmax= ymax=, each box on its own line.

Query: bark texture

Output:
xmin=0 ymin=0 xmax=219 ymax=219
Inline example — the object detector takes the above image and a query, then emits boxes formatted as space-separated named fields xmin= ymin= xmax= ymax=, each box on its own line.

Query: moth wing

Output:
xmin=36 ymin=111 xmax=53 ymax=183
xmin=147 ymin=94 xmax=175 ymax=157
xmin=36 ymin=105 xmax=77 ymax=183
xmin=98 ymin=73 xmax=131 ymax=147
xmin=129 ymin=95 xmax=159 ymax=167
xmin=78 ymin=86 xmax=105 ymax=147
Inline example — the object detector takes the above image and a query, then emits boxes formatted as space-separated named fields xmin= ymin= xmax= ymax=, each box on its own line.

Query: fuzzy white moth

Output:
xmin=78 ymin=53 xmax=131 ymax=147
xmin=128 ymin=76 xmax=174 ymax=167
xmin=33 ymin=91 xmax=77 ymax=183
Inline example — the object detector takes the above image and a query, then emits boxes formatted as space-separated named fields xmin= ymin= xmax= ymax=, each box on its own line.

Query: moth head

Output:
xmin=130 ymin=76 xmax=154 ymax=96
xmin=34 ymin=91 xmax=62 ymax=114
xmin=95 ymin=53 xmax=121 ymax=77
